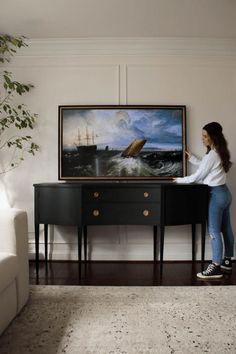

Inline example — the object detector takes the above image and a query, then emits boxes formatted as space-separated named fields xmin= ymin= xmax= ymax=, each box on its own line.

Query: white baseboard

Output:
xmin=28 ymin=240 xmax=213 ymax=261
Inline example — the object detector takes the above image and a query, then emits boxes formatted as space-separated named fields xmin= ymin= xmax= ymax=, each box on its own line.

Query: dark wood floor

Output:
xmin=29 ymin=260 xmax=236 ymax=286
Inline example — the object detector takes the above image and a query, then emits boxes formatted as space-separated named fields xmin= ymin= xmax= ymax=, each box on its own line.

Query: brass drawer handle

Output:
xmin=143 ymin=210 xmax=150 ymax=217
xmin=93 ymin=192 xmax=100 ymax=198
xmin=93 ymin=209 xmax=100 ymax=216
xmin=143 ymin=192 xmax=149 ymax=198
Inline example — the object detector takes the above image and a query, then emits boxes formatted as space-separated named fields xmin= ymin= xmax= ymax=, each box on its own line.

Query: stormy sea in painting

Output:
xmin=62 ymin=149 xmax=183 ymax=178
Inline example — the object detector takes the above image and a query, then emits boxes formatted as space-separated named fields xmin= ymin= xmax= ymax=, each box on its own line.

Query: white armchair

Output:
xmin=0 ymin=208 xmax=29 ymax=335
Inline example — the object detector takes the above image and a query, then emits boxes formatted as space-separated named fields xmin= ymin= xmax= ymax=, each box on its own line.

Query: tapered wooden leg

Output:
xmin=160 ymin=225 xmax=165 ymax=272
xmin=78 ymin=226 xmax=82 ymax=277
xmin=83 ymin=226 xmax=87 ymax=262
xmin=44 ymin=224 xmax=48 ymax=265
xmin=201 ymin=221 xmax=206 ymax=262
xmin=35 ymin=223 xmax=40 ymax=280
xmin=191 ymin=224 xmax=196 ymax=261
xmin=153 ymin=225 xmax=157 ymax=262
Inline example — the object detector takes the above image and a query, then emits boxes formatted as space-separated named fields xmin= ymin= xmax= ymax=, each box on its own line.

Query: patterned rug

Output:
xmin=0 ymin=285 xmax=236 ymax=354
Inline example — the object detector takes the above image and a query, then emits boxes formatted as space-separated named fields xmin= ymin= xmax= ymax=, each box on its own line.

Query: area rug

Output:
xmin=0 ymin=286 xmax=236 ymax=354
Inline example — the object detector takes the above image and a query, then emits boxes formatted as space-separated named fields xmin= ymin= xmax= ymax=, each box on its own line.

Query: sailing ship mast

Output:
xmin=77 ymin=128 xmax=81 ymax=145
xmin=75 ymin=126 xmax=97 ymax=153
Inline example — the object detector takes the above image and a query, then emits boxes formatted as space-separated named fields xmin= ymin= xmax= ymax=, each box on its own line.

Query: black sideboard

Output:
xmin=34 ymin=182 xmax=208 ymax=276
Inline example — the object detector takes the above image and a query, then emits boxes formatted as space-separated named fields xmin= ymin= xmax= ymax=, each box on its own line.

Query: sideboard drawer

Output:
xmin=83 ymin=202 xmax=160 ymax=225
xmin=83 ymin=186 xmax=161 ymax=203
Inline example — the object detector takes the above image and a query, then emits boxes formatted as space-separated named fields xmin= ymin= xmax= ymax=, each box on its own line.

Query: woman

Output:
xmin=175 ymin=122 xmax=234 ymax=279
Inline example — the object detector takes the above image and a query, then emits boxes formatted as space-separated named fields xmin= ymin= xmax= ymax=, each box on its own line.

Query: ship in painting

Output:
xmin=75 ymin=127 xmax=97 ymax=153
xmin=121 ymin=139 xmax=146 ymax=157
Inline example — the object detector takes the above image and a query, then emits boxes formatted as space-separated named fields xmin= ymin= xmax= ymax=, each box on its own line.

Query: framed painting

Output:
xmin=58 ymin=105 xmax=186 ymax=180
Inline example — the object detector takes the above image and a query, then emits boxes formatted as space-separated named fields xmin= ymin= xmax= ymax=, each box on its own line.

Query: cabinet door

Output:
xmin=163 ymin=185 xmax=208 ymax=225
xmin=35 ymin=186 xmax=81 ymax=225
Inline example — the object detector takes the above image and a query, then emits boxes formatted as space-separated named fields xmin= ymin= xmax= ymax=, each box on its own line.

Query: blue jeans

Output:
xmin=208 ymin=184 xmax=234 ymax=264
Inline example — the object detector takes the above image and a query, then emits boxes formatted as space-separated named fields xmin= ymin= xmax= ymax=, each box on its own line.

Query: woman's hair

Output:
xmin=203 ymin=122 xmax=232 ymax=172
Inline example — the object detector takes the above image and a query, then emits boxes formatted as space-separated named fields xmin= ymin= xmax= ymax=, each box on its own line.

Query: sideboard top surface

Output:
xmin=33 ymin=181 xmax=207 ymax=188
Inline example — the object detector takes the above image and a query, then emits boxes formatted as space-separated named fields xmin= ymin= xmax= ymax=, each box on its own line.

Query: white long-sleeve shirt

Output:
xmin=175 ymin=149 xmax=226 ymax=186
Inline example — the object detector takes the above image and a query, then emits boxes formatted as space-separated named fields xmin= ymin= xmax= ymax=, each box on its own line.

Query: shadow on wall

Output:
xmin=0 ymin=177 xmax=11 ymax=208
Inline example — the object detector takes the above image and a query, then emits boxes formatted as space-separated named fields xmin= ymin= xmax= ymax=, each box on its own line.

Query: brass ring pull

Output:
xmin=93 ymin=209 xmax=100 ymax=216
xmin=143 ymin=192 xmax=149 ymax=198
xmin=93 ymin=192 xmax=100 ymax=198
xmin=143 ymin=210 xmax=150 ymax=217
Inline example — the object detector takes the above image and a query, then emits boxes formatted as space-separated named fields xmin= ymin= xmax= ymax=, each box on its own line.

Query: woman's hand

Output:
xmin=185 ymin=149 xmax=191 ymax=158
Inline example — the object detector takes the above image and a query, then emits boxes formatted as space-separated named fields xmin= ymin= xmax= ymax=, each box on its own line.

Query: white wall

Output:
xmin=1 ymin=38 xmax=236 ymax=261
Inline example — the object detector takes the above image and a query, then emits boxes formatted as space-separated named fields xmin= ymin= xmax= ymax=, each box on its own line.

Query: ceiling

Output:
xmin=1 ymin=0 xmax=236 ymax=39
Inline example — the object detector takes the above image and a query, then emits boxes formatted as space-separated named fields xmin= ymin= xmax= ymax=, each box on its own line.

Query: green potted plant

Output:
xmin=0 ymin=34 xmax=39 ymax=174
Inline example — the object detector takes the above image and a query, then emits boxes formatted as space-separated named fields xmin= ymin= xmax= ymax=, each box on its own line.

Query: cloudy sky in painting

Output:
xmin=62 ymin=108 xmax=184 ymax=151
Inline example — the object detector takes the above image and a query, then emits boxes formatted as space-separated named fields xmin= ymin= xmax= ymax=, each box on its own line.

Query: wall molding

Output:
xmin=13 ymin=37 xmax=236 ymax=58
